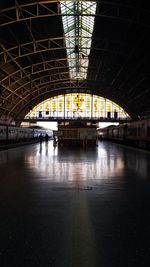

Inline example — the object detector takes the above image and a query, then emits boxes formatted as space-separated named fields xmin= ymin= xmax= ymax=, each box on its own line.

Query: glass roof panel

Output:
xmin=60 ymin=1 xmax=97 ymax=80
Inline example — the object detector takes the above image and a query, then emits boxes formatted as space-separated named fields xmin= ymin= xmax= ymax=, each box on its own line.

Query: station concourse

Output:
xmin=0 ymin=1 xmax=150 ymax=267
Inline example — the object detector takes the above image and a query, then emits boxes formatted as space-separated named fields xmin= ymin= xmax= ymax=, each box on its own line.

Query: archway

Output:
xmin=25 ymin=93 xmax=130 ymax=121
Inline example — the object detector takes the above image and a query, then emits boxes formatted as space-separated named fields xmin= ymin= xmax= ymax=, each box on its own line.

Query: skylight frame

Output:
xmin=60 ymin=1 xmax=97 ymax=80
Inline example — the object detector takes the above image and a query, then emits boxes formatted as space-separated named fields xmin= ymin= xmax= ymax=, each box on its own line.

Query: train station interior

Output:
xmin=0 ymin=1 xmax=150 ymax=266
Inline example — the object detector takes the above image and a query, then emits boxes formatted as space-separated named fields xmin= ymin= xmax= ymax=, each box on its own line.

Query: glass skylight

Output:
xmin=60 ymin=1 xmax=97 ymax=80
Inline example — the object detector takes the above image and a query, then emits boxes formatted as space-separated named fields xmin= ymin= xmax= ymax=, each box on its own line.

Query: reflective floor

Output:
xmin=0 ymin=141 xmax=150 ymax=267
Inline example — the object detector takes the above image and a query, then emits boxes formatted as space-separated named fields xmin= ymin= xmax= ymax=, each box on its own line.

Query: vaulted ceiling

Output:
xmin=0 ymin=0 xmax=150 ymax=122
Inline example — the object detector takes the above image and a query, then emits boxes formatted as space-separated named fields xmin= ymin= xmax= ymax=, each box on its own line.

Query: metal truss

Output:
xmin=0 ymin=58 xmax=68 ymax=84
xmin=0 ymin=34 xmax=126 ymax=118
xmin=9 ymin=79 xmax=88 ymax=117
xmin=0 ymin=1 xmax=149 ymax=28
xmin=0 ymin=34 xmax=127 ymax=89
xmin=1 ymin=1 xmax=150 ymax=119
xmin=0 ymin=37 xmax=125 ymax=67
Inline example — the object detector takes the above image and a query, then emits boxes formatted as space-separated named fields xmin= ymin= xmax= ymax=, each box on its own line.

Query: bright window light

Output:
xmin=60 ymin=1 xmax=97 ymax=80
xmin=25 ymin=93 xmax=130 ymax=120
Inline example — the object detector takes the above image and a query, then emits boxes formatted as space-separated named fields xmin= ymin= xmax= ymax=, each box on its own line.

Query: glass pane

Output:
xmin=25 ymin=94 xmax=130 ymax=120
xmin=60 ymin=1 xmax=97 ymax=80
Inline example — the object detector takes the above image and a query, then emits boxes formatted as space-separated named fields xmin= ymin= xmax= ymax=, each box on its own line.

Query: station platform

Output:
xmin=0 ymin=141 xmax=150 ymax=267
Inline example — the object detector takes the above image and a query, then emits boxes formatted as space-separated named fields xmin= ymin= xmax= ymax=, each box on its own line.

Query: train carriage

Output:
xmin=0 ymin=125 xmax=7 ymax=142
xmin=0 ymin=124 xmax=53 ymax=144
xmin=100 ymin=118 xmax=150 ymax=149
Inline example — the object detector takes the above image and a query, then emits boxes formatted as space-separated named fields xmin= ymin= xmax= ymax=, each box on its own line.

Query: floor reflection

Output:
xmin=21 ymin=141 xmax=150 ymax=185
xmin=1 ymin=141 xmax=150 ymax=267
xmin=24 ymin=141 xmax=125 ymax=184
xmin=1 ymin=141 xmax=150 ymax=182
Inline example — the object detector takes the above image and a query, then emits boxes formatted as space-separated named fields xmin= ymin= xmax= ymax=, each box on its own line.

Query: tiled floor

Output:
xmin=0 ymin=141 xmax=150 ymax=266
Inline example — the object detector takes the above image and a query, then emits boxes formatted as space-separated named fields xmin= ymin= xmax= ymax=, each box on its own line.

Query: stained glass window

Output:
xmin=25 ymin=93 xmax=130 ymax=120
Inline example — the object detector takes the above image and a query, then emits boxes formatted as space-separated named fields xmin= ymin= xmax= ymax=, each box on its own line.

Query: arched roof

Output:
xmin=0 ymin=0 xmax=150 ymax=121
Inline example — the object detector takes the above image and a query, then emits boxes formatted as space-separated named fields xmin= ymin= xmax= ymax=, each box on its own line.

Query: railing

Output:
xmin=23 ymin=116 xmax=131 ymax=123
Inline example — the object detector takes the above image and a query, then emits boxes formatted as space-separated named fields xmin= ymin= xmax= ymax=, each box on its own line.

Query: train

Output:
xmin=0 ymin=124 xmax=53 ymax=144
xmin=99 ymin=118 xmax=150 ymax=149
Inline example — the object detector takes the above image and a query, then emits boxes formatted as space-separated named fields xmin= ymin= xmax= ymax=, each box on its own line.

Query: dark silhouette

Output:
xmin=45 ymin=133 xmax=49 ymax=142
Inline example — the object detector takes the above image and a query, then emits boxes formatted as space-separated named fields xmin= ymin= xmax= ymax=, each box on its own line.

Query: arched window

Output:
xmin=25 ymin=93 xmax=130 ymax=120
